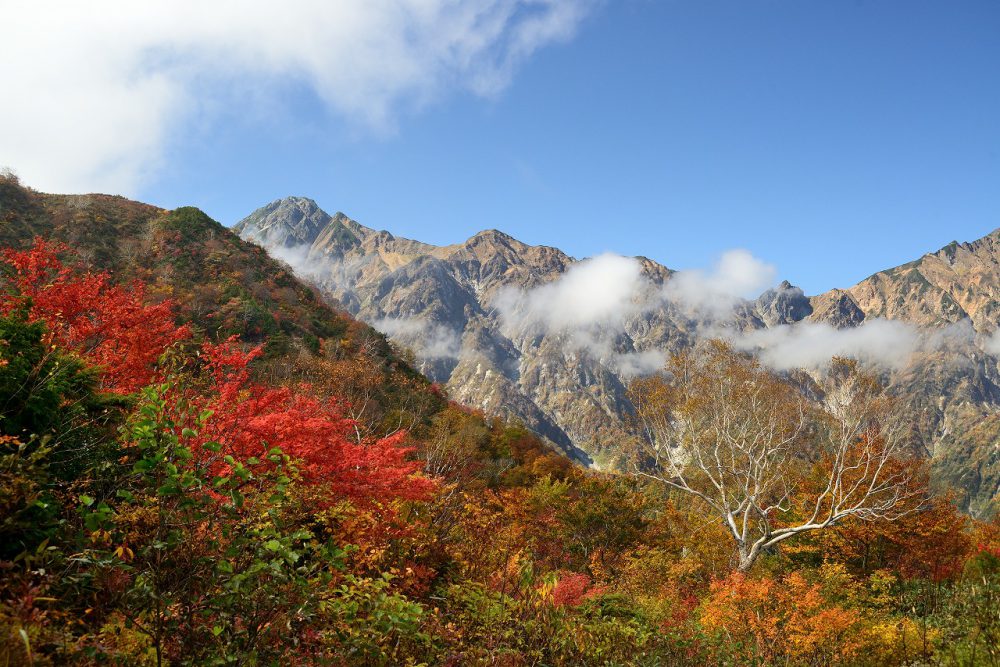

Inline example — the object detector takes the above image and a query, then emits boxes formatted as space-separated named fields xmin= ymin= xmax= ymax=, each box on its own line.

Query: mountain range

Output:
xmin=236 ymin=197 xmax=1000 ymax=515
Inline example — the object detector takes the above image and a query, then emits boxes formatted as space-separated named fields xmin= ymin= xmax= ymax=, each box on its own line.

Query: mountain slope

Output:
xmin=236 ymin=197 xmax=1000 ymax=513
xmin=0 ymin=177 xmax=454 ymax=448
xmin=822 ymin=230 xmax=1000 ymax=329
xmin=238 ymin=200 xmax=596 ymax=456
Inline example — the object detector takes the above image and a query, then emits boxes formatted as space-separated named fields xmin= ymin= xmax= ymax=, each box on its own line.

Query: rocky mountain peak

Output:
xmin=234 ymin=196 xmax=333 ymax=248
xmin=235 ymin=199 xmax=1000 ymax=506
xmin=469 ymin=228 xmax=514 ymax=243
xmin=752 ymin=280 xmax=812 ymax=327
xmin=462 ymin=228 xmax=529 ymax=257
xmin=838 ymin=228 xmax=1000 ymax=329
xmin=808 ymin=289 xmax=866 ymax=327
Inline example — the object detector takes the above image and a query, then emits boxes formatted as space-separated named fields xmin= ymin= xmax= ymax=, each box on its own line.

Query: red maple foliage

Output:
xmin=549 ymin=572 xmax=606 ymax=607
xmin=976 ymin=542 xmax=1000 ymax=559
xmin=1 ymin=238 xmax=190 ymax=394
xmin=197 ymin=337 xmax=435 ymax=506
xmin=1 ymin=238 xmax=434 ymax=507
xmin=550 ymin=573 xmax=592 ymax=607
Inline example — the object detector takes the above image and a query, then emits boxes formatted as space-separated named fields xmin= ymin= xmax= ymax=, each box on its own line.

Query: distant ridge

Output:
xmin=236 ymin=197 xmax=1000 ymax=514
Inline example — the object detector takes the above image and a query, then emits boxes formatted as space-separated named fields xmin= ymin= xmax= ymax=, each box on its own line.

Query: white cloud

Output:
xmin=732 ymin=319 xmax=921 ymax=371
xmin=612 ymin=349 xmax=667 ymax=378
xmin=0 ymin=0 xmax=596 ymax=194
xmin=374 ymin=317 xmax=463 ymax=360
xmin=664 ymin=249 xmax=777 ymax=316
xmin=982 ymin=327 xmax=1000 ymax=357
xmin=922 ymin=319 xmax=975 ymax=353
xmin=495 ymin=253 xmax=649 ymax=332
xmin=494 ymin=250 xmax=781 ymax=375
xmin=495 ymin=253 xmax=668 ymax=374
xmin=268 ymin=244 xmax=318 ymax=279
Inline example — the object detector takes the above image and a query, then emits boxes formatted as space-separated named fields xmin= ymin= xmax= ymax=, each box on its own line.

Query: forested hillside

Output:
xmin=1 ymin=175 xmax=999 ymax=665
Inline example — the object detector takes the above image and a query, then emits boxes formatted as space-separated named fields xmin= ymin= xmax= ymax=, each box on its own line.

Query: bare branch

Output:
xmin=630 ymin=343 xmax=924 ymax=572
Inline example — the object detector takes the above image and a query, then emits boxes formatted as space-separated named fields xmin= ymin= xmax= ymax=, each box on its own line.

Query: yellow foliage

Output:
xmin=97 ymin=613 xmax=159 ymax=666
xmin=861 ymin=617 xmax=937 ymax=666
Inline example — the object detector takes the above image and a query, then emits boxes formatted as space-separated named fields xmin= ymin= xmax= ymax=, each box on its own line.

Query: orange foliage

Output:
xmin=700 ymin=570 xmax=864 ymax=664
xmin=819 ymin=494 xmax=971 ymax=581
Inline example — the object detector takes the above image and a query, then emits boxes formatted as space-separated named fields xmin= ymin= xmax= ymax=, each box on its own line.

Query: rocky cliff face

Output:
xmin=836 ymin=231 xmax=1000 ymax=329
xmin=822 ymin=231 xmax=1000 ymax=514
xmin=236 ymin=198 xmax=1000 ymax=513
xmin=237 ymin=200 xmax=591 ymax=457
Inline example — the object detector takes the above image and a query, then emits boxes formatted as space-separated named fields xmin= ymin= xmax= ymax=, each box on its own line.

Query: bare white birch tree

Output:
xmin=630 ymin=341 xmax=923 ymax=572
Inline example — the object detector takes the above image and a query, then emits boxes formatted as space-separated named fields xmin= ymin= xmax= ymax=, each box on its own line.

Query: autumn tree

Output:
xmin=1 ymin=238 xmax=189 ymax=394
xmin=0 ymin=241 xmax=180 ymax=561
xmin=630 ymin=341 xmax=923 ymax=572
xmin=290 ymin=342 xmax=438 ymax=444
xmin=818 ymin=492 xmax=970 ymax=581
xmin=699 ymin=568 xmax=869 ymax=665
xmin=196 ymin=337 xmax=435 ymax=508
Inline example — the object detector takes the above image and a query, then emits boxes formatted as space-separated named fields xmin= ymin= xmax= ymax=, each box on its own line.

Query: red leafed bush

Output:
xmin=198 ymin=337 xmax=436 ymax=506
xmin=0 ymin=238 xmax=434 ymax=507
xmin=976 ymin=542 xmax=1000 ymax=559
xmin=550 ymin=573 xmax=595 ymax=607
xmin=1 ymin=238 xmax=189 ymax=394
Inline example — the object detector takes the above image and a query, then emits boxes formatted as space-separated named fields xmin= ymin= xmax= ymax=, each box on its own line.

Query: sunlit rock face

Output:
xmin=237 ymin=200 xmax=1000 ymax=514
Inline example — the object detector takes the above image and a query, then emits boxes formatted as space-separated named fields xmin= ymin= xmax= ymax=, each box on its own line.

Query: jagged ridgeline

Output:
xmin=237 ymin=196 xmax=1000 ymax=516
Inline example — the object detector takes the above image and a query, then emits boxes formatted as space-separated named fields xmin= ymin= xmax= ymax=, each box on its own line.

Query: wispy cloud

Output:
xmin=983 ymin=327 xmax=1000 ymax=356
xmin=612 ymin=349 xmax=668 ymax=378
xmin=373 ymin=317 xmax=463 ymax=360
xmin=490 ymin=248 xmax=986 ymax=375
xmin=730 ymin=319 xmax=922 ymax=370
xmin=0 ymin=0 xmax=597 ymax=194
xmin=495 ymin=249 xmax=780 ymax=336
xmin=664 ymin=249 xmax=778 ymax=316
xmin=494 ymin=250 xmax=781 ymax=375
xmin=727 ymin=318 xmax=989 ymax=372
xmin=495 ymin=253 xmax=649 ymax=332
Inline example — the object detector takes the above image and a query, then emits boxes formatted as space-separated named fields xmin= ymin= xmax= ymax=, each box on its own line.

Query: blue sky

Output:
xmin=4 ymin=1 xmax=999 ymax=295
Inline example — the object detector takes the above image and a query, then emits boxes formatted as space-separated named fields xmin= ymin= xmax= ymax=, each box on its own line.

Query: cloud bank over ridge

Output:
xmin=492 ymin=250 xmax=992 ymax=374
xmin=494 ymin=253 xmax=650 ymax=332
xmin=494 ymin=249 xmax=781 ymax=328
xmin=731 ymin=319 xmax=922 ymax=371
xmin=248 ymin=223 xmax=996 ymax=378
